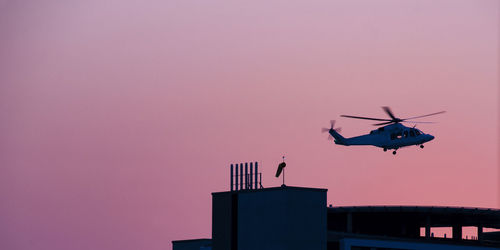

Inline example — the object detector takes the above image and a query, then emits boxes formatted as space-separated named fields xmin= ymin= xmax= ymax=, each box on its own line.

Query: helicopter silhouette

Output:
xmin=322 ymin=107 xmax=445 ymax=155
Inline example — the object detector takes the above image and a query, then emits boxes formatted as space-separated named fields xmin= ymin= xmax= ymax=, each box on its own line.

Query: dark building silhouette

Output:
xmin=172 ymin=239 xmax=211 ymax=250
xmin=212 ymin=186 xmax=327 ymax=250
xmin=173 ymin=163 xmax=500 ymax=250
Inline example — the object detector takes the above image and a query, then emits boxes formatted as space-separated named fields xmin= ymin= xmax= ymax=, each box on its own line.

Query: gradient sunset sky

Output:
xmin=1 ymin=1 xmax=498 ymax=249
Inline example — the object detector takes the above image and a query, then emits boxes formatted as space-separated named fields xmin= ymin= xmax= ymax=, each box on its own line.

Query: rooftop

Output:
xmin=328 ymin=205 xmax=500 ymax=229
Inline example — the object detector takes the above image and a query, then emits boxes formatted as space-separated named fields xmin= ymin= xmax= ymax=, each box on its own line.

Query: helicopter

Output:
xmin=322 ymin=107 xmax=445 ymax=155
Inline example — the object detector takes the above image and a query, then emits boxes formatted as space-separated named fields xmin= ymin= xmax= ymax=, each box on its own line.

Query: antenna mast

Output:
xmin=275 ymin=156 xmax=287 ymax=187
xmin=282 ymin=156 xmax=285 ymax=187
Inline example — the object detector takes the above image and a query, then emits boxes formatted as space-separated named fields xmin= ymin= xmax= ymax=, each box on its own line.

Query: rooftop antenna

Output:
xmin=275 ymin=156 xmax=286 ymax=187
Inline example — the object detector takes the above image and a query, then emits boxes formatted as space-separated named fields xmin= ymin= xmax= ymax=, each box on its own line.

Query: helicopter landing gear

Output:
xmin=383 ymin=148 xmax=387 ymax=152
xmin=420 ymin=144 xmax=424 ymax=149
xmin=392 ymin=150 xmax=397 ymax=155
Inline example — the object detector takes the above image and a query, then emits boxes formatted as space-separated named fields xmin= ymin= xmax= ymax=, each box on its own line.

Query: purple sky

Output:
xmin=0 ymin=1 xmax=498 ymax=249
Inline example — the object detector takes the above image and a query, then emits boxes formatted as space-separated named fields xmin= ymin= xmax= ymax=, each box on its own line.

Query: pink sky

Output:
xmin=0 ymin=1 xmax=498 ymax=249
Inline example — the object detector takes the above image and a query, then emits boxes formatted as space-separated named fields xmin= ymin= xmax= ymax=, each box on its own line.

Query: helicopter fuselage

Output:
xmin=330 ymin=123 xmax=434 ymax=150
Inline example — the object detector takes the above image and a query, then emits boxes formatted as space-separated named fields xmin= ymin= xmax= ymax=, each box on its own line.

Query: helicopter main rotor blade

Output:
xmin=382 ymin=106 xmax=398 ymax=120
xmin=372 ymin=121 xmax=394 ymax=126
xmin=341 ymin=115 xmax=391 ymax=122
xmin=403 ymin=111 xmax=446 ymax=120
xmin=402 ymin=120 xmax=436 ymax=124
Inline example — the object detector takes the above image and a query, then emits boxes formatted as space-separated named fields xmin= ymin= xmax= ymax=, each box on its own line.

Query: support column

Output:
xmin=239 ymin=163 xmax=243 ymax=190
xmin=249 ymin=162 xmax=253 ymax=189
xmin=235 ymin=164 xmax=238 ymax=191
xmin=245 ymin=163 xmax=248 ymax=189
xmin=254 ymin=162 xmax=258 ymax=189
xmin=425 ymin=216 xmax=431 ymax=238
xmin=478 ymin=226 xmax=483 ymax=242
xmin=230 ymin=164 xmax=234 ymax=191
xmin=452 ymin=225 xmax=462 ymax=240
xmin=347 ymin=212 xmax=352 ymax=233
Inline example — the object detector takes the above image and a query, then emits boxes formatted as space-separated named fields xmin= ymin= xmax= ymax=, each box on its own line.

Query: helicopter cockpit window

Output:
xmin=415 ymin=130 xmax=421 ymax=136
xmin=391 ymin=132 xmax=402 ymax=140
xmin=403 ymin=131 xmax=408 ymax=138
xmin=409 ymin=130 xmax=415 ymax=137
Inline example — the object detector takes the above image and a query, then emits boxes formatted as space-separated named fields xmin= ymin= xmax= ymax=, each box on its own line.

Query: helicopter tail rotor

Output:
xmin=322 ymin=120 xmax=342 ymax=141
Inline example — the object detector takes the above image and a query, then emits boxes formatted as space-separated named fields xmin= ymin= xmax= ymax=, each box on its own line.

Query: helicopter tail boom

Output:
xmin=329 ymin=129 xmax=348 ymax=145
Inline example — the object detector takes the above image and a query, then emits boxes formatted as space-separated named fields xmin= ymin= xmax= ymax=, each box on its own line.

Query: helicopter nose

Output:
xmin=428 ymin=135 xmax=435 ymax=141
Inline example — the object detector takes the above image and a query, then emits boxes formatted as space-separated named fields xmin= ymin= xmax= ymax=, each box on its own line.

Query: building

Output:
xmin=212 ymin=186 xmax=327 ymax=250
xmin=327 ymin=205 xmax=500 ymax=250
xmin=172 ymin=239 xmax=212 ymax=250
xmin=173 ymin=162 xmax=500 ymax=250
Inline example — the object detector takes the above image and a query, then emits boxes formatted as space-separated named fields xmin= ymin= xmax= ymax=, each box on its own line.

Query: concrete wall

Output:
xmin=212 ymin=187 xmax=327 ymax=250
xmin=236 ymin=187 xmax=327 ymax=250
xmin=212 ymin=192 xmax=235 ymax=250
xmin=340 ymin=238 xmax=499 ymax=250
xmin=172 ymin=239 xmax=212 ymax=250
